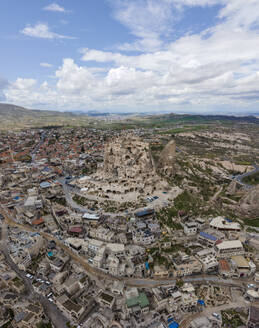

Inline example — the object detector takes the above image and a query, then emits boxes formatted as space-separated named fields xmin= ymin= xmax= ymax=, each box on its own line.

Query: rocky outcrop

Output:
xmin=226 ymin=180 xmax=237 ymax=195
xmin=157 ymin=140 xmax=176 ymax=176
xmin=77 ymin=135 xmax=181 ymax=204
xmin=103 ymin=136 xmax=155 ymax=179
xmin=97 ymin=136 xmax=169 ymax=197
xmin=239 ymin=185 xmax=259 ymax=217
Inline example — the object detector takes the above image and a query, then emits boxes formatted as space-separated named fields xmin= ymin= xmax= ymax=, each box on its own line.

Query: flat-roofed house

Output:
xmin=231 ymin=255 xmax=250 ymax=277
xmin=215 ymin=240 xmax=244 ymax=258
xmin=153 ymin=265 xmax=169 ymax=278
xmin=98 ymin=292 xmax=115 ymax=309
xmin=197 ymin=250 xmax=218 ymax=273
xmin=198 ymin=231 xmax=218 ymax=246
xmin=210 ymin=217 xmax=241 ymax=232
xmin=184 ymin=221 xmax=197 ymax=236
xmin=57 ymin=294 xmax=84 ymax=320
xmin=126 ymin=292 xmax=150 ymax=315
xmin=173 ymin=257 xmax=202 ymax=277
xmin=63 ymin=275 xmax=80 ymax=295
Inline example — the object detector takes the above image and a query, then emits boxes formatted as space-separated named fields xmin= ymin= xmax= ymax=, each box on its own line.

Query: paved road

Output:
xmin=31 ymin=131 xmax=46 ymax=164
xmin=0 ymin=221 xmax=68 ymax=328
xmin=61 ymin=180 xmax=91 ymax=213
xmin=233 ymin=164 xmax=259 ymax=189
xmin=59 ymin=177 xmax=153 ymax=218
xmin=60 ymin=177 xmax=176 ymax=219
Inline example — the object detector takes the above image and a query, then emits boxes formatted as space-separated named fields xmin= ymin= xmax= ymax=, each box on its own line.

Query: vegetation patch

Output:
xmin=243 ymin=218 xmax=259 ymax=227
xmin=221 ymin=309 xmax=246 ymax=328
xmin=37 ymin=322 xmax=53 ymax=328
xmin=52 ymin=197 xmax=67 ymax=206
xmin=242 ymin=171 xmax=259 ymax=185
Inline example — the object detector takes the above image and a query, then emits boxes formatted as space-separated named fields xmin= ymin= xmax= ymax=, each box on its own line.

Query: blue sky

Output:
xmin=1 ymin=0 xmax=259 ymax=113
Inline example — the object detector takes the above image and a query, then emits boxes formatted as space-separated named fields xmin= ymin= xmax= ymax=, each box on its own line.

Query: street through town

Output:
xmin=0 ymin=222 xmax=68 ymax=328
xmin=1 ymin=206 xmax=257 ymax=290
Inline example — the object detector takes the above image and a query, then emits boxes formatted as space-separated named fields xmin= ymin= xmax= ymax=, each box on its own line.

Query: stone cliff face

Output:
xmin=157 ymin=140 xmax=176 ymax=176
xmin=240 ymin=185 xmax=259 ymax=217
xmin=76 ymin=135 xmax=181 ymax=202
xmin=226 ymin=180 xmax=237 ymax=195
xmin=103 ymin=137 xmax=155 ymax=179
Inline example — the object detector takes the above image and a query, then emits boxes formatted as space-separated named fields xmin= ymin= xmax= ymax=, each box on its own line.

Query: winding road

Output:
xmin=1 ymin=206 xmax=257 ymax=290
xmin=233 ymin=164 xmax=259 ymax=189
xmin=1 ymin=206 xmax=256 ymax=328
xmin=0 ymin=222 xmax=68 ymax=328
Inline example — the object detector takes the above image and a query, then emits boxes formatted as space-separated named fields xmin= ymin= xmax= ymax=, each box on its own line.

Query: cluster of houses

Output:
xmin=173 ymin=215 xmax=257 ymax=280
xmin=1 ymin=127 xmax=259 ymax=327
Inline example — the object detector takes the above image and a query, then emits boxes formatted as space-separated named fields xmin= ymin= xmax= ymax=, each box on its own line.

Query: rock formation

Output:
xmin=226 ymin=180 xmax=237 ymax=195
xmin=239 ymin=185 xmax=259 ymax=217
xmin=103 ymin=136 xmax=155 ymax=179
xmin=76 ymin=135 xmax=181 ymax=204
xmin=157 ymin=140 xmax=176 ymax=176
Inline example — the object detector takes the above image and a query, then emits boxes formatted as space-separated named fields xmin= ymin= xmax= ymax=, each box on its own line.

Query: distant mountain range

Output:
xmin=0 ymin=103 xmax=93 ymax=130
xmin=0 ymin=103 xmax=78 ymax=118
xmin=150 ymin=112 xmax=259 ymax=124
xmin=0 ymin=103 xmax=258 ymax=129
xmin=0 ymin=104 xmax=132 ymax=118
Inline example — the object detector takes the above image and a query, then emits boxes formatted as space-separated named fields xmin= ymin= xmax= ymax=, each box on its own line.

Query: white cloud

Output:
xmin=109 ymin=0 xmax=224 ymax=52
xmin=55 ymin=58 xmax=95 ymax=94
xmin=110 ymin=0 xmax=178 ymax=51
xmin=172 ymin=0 xmax=222 ymax=9
xmin=43 ymin=3 xmax=67 ymax=13
xmin=40 ymin=62 xmax=53 ymax=68
xmin=4 ymin=51 xmax=259 ymax=113
xmin=5 ymin=0 xmax=259 ymax=113
xmin=12 ymin=78 xmax=37 ymax=89
xmin=21 ymin=22 xmax=75 ymax=39
xmin=81 ymin=49 xmax=126 ymax=64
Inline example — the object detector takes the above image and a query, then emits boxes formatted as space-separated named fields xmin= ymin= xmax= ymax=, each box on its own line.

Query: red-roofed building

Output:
xmin=218 ymin=259 xmax=233 ymax=278
xmin=67 ymin=226 xmax=84 ymax=237
xmin=32 ymin=218 xmax=45 ymax=226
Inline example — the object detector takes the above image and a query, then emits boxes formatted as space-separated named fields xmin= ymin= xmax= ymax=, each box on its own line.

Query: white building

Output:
xmin=93 ymin=246 xmax=105 ymax=268
xmin=24 ymin=196 xmax=38 ymax=209
xmin=83 ymin=238 xmax=104 ymax=254
xmin=132 ymin=231 xmax=155 ymax=245
xmin=106 ymin=243 xmax=125 ymax=257
xmin=82 ymin=212 xmax=100 ymax=221
xmin=106 ymin=255 xmax=119 ymax=276
xmin=210 ymin=217 xmax=241 ymax=231
xmin=183 ymin=221 xmax=198 ymax=236
xmin=66 ymin=238 xmax=83 ymax=251
xmin=94 ymin=227 xmax=115 ymax=242
xmin=196 ymin=249 xmax=218 ymax=272
xmin=215 ymin=240 xmax=244 ymax=258
xmin=195 ymin=218 xmax=206 ymax=229
xmin=173 ymin=256 xmax=202 ymax=277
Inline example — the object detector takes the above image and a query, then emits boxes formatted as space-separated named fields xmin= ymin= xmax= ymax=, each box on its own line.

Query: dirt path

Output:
xmin=211 ymin=186 xmax=223 ymax=202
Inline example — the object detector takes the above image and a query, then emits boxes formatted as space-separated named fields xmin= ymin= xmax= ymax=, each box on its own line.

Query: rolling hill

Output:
xmin=0 ymin=103 xmax=93 ymax=129
xmin=0 ymin=102 xmax=258 ymax=130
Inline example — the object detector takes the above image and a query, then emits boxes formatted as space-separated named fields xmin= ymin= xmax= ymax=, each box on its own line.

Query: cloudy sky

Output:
xmin=1 ymin=0 xmax=259 ymax=113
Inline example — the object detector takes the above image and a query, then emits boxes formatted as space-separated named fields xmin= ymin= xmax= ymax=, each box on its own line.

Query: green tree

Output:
xmin=176 ymin=279 xmax=184 ymax=288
